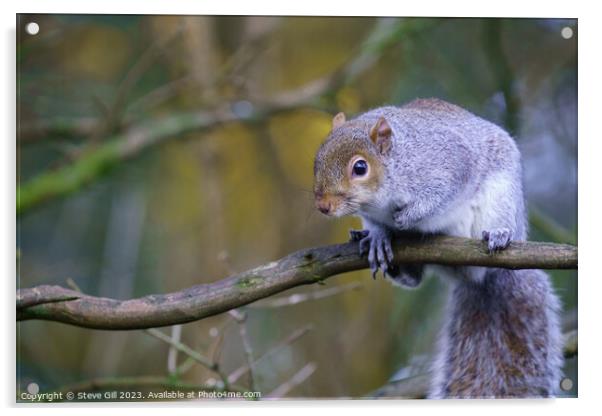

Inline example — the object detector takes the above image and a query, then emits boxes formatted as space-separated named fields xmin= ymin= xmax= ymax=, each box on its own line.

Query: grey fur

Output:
xmin=315 ymin=98 xmax=563 ymax=398
xmin=429 ymin=268 xmax=563 ymax=398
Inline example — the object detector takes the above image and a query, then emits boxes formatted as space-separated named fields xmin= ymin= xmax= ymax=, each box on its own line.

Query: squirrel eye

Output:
xmin=352 ymin=159 xmax=368 ymax=177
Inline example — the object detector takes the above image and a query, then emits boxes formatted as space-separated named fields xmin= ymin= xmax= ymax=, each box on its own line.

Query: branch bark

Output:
xmin=16 ymin=235 xmax=577 ymax=330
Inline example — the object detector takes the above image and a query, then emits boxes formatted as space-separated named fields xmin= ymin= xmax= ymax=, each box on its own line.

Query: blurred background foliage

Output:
xmin=17 ymin=15 xmax=577 ymax=399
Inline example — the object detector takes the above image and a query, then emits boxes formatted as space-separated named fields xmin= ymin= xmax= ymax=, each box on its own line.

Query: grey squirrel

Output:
xmin=313 ymin=98 xmax=563 ymax=398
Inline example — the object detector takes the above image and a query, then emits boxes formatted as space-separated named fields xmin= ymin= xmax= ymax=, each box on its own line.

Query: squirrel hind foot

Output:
xmin=482 ymin=228 xmax=513 ymax=252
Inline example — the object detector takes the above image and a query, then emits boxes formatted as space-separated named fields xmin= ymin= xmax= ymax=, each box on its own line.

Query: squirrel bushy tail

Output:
xmin=429 ymin=268 xmax=563 ymax=398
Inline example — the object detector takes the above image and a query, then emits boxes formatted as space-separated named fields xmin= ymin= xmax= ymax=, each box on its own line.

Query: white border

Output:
xmin=11 ymin=0 xmax=582 ymax=17
xmin=3 ymin=1 xmax=601 ymax=415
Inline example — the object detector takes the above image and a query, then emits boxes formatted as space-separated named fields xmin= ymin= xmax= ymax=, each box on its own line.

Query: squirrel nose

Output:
xmin=316 ymin=200 xmax=332 ymax=215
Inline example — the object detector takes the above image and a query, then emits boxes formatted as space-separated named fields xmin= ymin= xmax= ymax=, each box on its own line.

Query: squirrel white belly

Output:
xmin=313 ymin=98 xmax=563 ymax=398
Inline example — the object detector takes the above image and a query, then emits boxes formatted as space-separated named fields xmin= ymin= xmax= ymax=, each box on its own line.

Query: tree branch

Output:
xmin=16 ymin=235 xmax=577 ymax=330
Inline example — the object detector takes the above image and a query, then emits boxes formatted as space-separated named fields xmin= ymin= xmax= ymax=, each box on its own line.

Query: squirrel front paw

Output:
xmin=392 ymin=203 xmax=413 ymax=230
xmin=355 ymin=229 xmax=394 ymax=279
xmin=482 ymin=228 xmax=513 ymax=252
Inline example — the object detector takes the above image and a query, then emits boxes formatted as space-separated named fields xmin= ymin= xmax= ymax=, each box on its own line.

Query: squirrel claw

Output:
xmin=359 ymin=235 xmax=371 ymax=257
xmin=362 ymin=229 xmax=394 ymax=280
xmin=367 ymin=251 xmax=379 ymax=279
xmin=482 ymin=228 xmax=512 ymax=252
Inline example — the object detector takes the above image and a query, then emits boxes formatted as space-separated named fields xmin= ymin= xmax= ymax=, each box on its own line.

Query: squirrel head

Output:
xmin=313 ymin=112 xmax=393 ymax=217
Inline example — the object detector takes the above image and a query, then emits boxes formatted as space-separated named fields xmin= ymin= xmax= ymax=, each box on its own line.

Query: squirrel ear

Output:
xmin=369 ymin=117 xmax=393 ymax=155
xmin=332 ymin=112 xmax=346 ymax=129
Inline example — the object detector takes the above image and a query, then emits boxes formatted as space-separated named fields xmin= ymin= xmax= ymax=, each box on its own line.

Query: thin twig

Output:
xmin=174 ymin=356 xmax=197 ymax=378
xmin=167 ymin=325 xmax=182 ymax=375
xmin=217 ymin=17 xmax=283 ymax=90
xmin=126 ymin=75 xmax=196 ymax=115
xmin=251 ymin=18 xmax=403 ymax=108
xmin=229 ymin=310 xmax=257 ymax=391
xmin=207 ymin=325 xmax=227 ymax=369
xmin=92 ymin=26 xmax=185 ymax=140
xmin=65 ymin=277 xmax=82 ymax=293
xmin=144 ymin=328 xmax=233 ymax=391
xmin=228 ymin=324 xmax=313 ymax=385
xmin=267 ymin=363 xmax=317 ymax=398
xmin=145 ymin=328 xmax=215 ymax=370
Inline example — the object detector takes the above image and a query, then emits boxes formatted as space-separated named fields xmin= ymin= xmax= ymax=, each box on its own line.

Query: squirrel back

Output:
xmin=313 ymin=98 xmax=563 ymax=398
xmin=360 ymin=99 xmax=526 ymax=241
